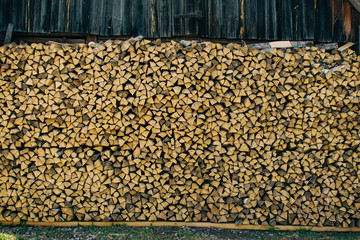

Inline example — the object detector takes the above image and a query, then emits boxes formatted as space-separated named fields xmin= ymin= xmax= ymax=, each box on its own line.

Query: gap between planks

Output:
xmin=0 ymin=222 xmax=360 ymax=232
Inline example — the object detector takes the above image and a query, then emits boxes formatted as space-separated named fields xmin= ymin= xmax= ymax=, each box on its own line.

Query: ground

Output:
xmin=0 ymin=225 xmax=359 ymax=240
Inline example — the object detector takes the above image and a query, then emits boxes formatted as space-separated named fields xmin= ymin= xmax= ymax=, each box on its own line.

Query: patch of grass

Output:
xmin=0 ymin=233 xmax=18 ymax=240
xmin=294 ymin=227 xmax=319 ymax=240
xmin=176 ymin=227 xmax=199 ymax=240
xmin=331 ymin=231 xmax=360 ymax=240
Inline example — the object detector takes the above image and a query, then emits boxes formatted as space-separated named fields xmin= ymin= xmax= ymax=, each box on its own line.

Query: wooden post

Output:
xmin=86 ymin=34 xmax=97 ymax=43
xmin=358 ymin=25 xmax=360 ymax=54
xmin=4 ymin=23 xmax=13 ymax=45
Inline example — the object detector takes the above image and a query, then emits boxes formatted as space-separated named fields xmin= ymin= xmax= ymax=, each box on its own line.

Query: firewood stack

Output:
xmin=0 ymin=38 xmax=359 ymax=227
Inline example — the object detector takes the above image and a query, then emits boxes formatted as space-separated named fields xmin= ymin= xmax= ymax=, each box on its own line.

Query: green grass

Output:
xmin=0 ymin=224 xmax=359 ymax=240
xmin=0 ymin=233 xmax=18 ymax=240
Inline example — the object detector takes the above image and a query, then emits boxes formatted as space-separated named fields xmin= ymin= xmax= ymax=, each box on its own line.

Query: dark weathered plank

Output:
xmin=100 ymin=0 xmax=113 ymax=36
xmin=172 ymin=0 xmax=185 ymax=36
xmin=69 ymin=0 xmax=82 ymax=34
xmin=257 ymin=0 xmax=266 ymax=40
xmin=50 ymin=0 xmax=60 ymax=32
xmin=292 ymin=0 xmax=302 ymax=40
xmin=197 ymin=0 xmax=209 ymax=37
xmin=40 ymin=0 xmax=52 ymax=33
xmin=222 ymin=0 xmax=239 ymax=39
xmin=122 ymin=0 xmax=134 ymax=35
xmin=301 ymin=0 xmax=314 ymax=40
xmin=9 ymin=0 xmax=19 ymax=33
xmin=132 ymin=0 xmax=147 ymax=36
xmin=80 ymin=0 xmax=91 ymax=34
xmin=315 ymin=0 xmax=333 ymax=42
xmin=157 ymin=0 xmax=171 ymax=37
xmin=260 ymin=0 xmax=278 ymax=40
xmin=147 ymin=0 xmax=159 ymax=37
xmin=88 ymin=0 xmax=104 ymax=35
xmin=1 ymin=0 xmax=11 ymax=32
xmin=278 ymin=0 xmax=293 ymax=40
xmin=333 ymin=0 xmax=349 ymax=42
xmin=32 ymin=0 xmax=42 ymax=33
xmin=209 ymin=0 xmax=222 ymax=38
xmin=244 ymin=0 xmax=258 ymax=39
xmin=185 ymin=0 xmax=196 ymax=36
xmin=110 ymin=0 xmax=122 ymax=36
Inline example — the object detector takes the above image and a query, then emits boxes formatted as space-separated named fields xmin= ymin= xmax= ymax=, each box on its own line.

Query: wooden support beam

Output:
xmin=315 ymin=43 xmax=338 ymax=50
xmin=249 ymin=41 xmax=312 ymax=49
xmin=1 ymin=222 xmax=360 ymax=232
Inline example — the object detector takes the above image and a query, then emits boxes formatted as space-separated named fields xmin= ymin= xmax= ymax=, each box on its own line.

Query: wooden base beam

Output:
xmin=1 ymin=222 xmax=360 ymax=232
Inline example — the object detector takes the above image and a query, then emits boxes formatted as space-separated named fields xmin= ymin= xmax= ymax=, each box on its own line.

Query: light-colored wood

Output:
xmin=338 ymin=42 xmax=355 ymax=51
xmin=269 ymin=41 xmax=292 ymax=48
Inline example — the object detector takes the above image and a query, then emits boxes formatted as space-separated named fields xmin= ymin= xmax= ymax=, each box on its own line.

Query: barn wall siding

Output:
xmin=0 ymin=0 xmax=359 ymax=42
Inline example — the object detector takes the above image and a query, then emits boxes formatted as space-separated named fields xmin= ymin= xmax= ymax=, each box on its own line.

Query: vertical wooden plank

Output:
xmin=122 ymin=0 xmax=133 ymax=35
xmin=0 ymin=0 xmax=3 ymax=31
xmin=292 ymin=0 xmax=302 ymax=40
xmin=69 ymin=0 xmax=82 ymax=34
xmin=315 ymin=0 xmax=333 ymax=42
xmin=8 ymin=0 xmax=16 ymax=32
xmin=268 ymin=0 xmax=278 ymax=40
xmin=59 ymin=0 xmax=67 ymax=32
xmin=65 ymin=0 xmax=72 ymax=32
xmin=50 ymin=0 xmax=60 ymax=32
xmin=172 ymin=0 xmax=185 ymax=36
xmin=277 ymin=0 xmax=293 ymax=40
xmin=147 ymin=0 xmax=159 ymax=37
xmin=301 ymin=0 xmax=314 ymax=40
xmin=257 ymin=0 xmax=266 ymax=40
xmin=88 ymin=0 xmax=104 ymax=35
xmin=110 ymin=0 xmax=122 ymax=36
xmin=244 ymin=0 xmax=258 ymax=39
xmin=156 ymin=0 xmax=171 ymax=37
xmin=81 ymin=0 xmax=90 ymax=34
xmin=100 ymin=0 xmax=113 ymax=35
xmin=222 ymin=0 xmax=239 ymax=38
xmin=208 ymin=0 xmax=222 ymax=38
xmin=185 ymin=0 xmax=198 ymax=36
xmin=32 ymin=0 xmax=41 ymax=32
xmin=197 ymin=0 xmax=209 ymax=37
xmin=333 ymin=0 xmax=347 ymax=42
xmin=34 ymin=0 xmax=51 ymax=33
xmin=1 ymin=0 xmax=11 ymax=31
xmin=351 ymin=7 xmax=360 ymax=42
xmin=132 ymin=0 xmax=148 ymax=37
xmin=87 ymin=0 xmax=95 ymax=34
xmin=40 ymin=0 xmax=52 ymax=33
xmin=27 ymin=0 xmax=37 ymax=32
xmin=11 ymin=0 xmax=24 ymax=32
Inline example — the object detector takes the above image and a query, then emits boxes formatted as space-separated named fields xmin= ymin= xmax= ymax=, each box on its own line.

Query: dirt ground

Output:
xmin=0 ymin=224 xmax=359 ymax=240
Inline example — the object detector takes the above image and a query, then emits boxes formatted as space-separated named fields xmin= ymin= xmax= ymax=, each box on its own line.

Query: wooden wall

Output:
xmin=1 ymin=0 xmax=360 ymax=42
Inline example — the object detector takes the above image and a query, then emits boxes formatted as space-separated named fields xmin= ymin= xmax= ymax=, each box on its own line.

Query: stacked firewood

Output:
xmin=0 ymin=38 xmax=359 ymax=227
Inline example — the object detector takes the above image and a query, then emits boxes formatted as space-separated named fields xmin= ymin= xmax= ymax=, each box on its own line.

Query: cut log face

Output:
xmin=0 ymin=39 xmax=360 ymax=227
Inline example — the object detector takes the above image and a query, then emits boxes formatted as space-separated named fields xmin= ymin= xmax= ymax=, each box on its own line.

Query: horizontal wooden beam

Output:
xmin=1 ymin=222 xmax=359 ymax=232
